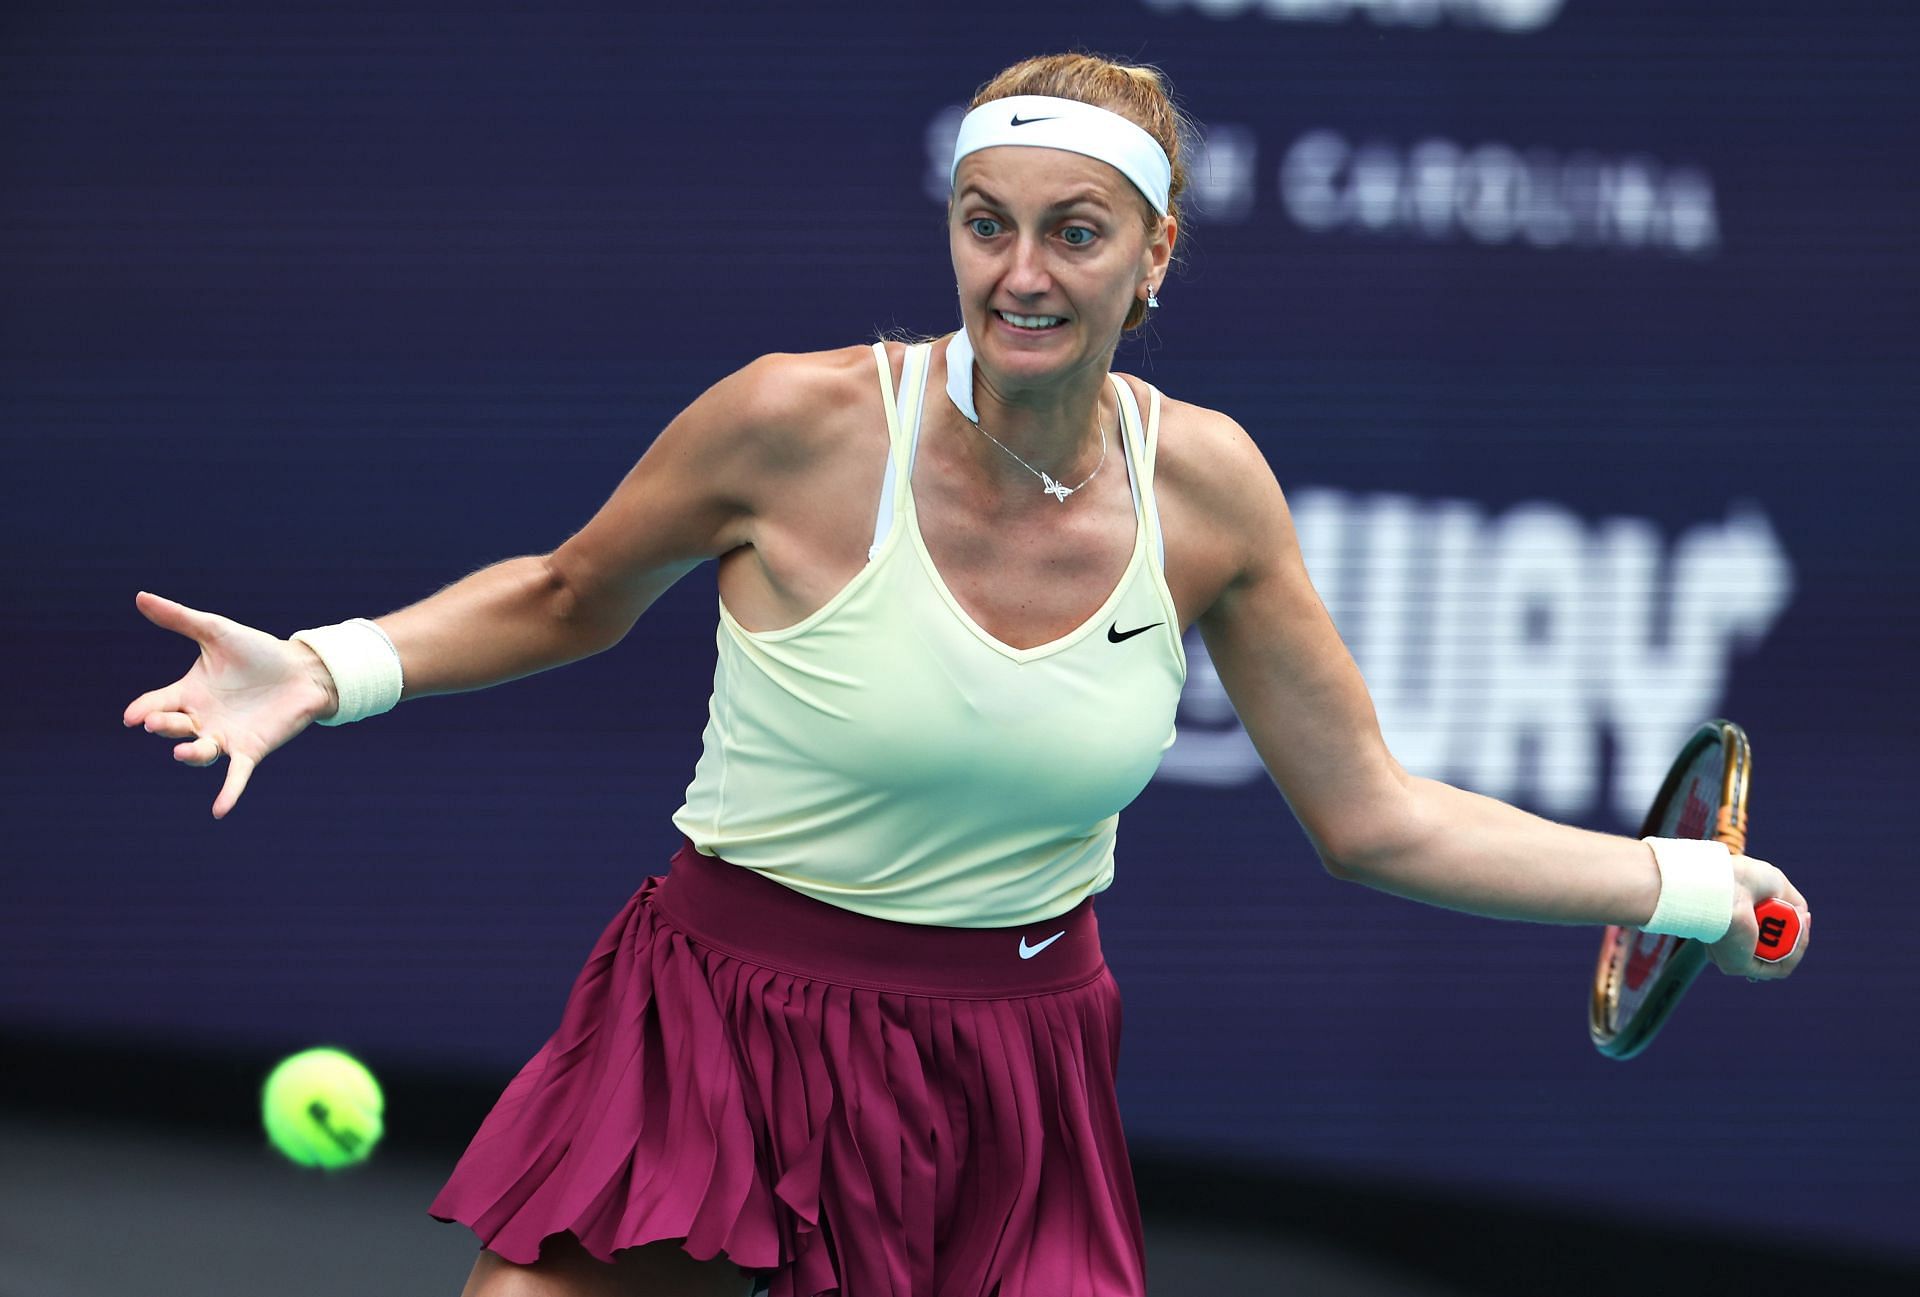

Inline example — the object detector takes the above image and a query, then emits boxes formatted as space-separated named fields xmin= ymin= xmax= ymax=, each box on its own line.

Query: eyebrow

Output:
xmin=956 ymin=184 xmax=1116 ymax=214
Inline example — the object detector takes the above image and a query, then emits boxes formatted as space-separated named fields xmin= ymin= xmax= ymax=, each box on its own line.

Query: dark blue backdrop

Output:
xmin=7 ymin=0 xmax=1916 ymax=1265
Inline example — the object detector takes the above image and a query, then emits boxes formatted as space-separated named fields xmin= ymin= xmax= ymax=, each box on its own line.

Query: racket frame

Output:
xmin=1588 ymin=719 xmax=1750 ymax=1060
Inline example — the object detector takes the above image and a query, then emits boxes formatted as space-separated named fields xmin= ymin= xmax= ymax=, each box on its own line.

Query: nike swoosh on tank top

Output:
xmin=671 ymin=340 xmax=1187 ymax=927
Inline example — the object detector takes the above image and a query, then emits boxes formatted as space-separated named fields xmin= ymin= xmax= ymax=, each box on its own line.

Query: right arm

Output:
xmin=128 ymin=350 xmax=821 ymax=817
xmin=373 ymin=349 xmax=808 ymax=698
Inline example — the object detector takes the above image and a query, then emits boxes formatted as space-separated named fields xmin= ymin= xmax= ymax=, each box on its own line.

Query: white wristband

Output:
xmin=289 ymin=618 xmax=404 ymax=726
xmin=1641 ymin=837 xmax=1736 ymax=943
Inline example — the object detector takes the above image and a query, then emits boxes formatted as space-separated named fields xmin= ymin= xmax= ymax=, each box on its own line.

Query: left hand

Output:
xmin=1707 ymin=853 xmax=1810 ymax=981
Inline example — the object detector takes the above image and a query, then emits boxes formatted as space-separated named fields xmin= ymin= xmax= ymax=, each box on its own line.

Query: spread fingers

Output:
xmin=142 ymin=710 xmax=200 ymax=739
xmin=124 ymin=688 xmax=182 ymax=728
xmin=173 ymin=735 xmax=223 ymax=767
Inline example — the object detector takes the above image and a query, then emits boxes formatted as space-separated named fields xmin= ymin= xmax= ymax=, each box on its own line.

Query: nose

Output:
xmin=1003 ymin=234 xmax=1052 ymax=298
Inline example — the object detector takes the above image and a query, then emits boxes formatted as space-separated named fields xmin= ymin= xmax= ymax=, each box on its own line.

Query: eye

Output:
xmin=1060 ymin=225 xmax=1096 ymax=247
xmin=967 ymin=217 xmax=1002 ymax=238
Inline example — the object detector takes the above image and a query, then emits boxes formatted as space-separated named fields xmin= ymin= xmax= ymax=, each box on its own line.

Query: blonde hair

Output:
xmin=967 ymin=52 xmax=1191 ymax=332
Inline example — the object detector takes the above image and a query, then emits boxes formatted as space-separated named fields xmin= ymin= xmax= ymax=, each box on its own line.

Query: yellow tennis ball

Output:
xmin=261 ymin=1047 xmax=384 ymax=1169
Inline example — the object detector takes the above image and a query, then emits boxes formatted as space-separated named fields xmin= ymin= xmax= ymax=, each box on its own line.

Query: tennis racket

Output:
xmin=1588 ymin=719 xmax=1801 ymax=1060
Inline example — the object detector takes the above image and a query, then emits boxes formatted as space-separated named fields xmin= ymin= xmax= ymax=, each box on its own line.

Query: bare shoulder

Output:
xmin=709 ymin=342 xmax=890 ymax=465
xmin=1114 ymin=373 xmax=1290 ymax=622
xmin=1152 ymin=391 xmax=1273 ymax=504
xmin=545 ymin=342 xmax=893 ymax=640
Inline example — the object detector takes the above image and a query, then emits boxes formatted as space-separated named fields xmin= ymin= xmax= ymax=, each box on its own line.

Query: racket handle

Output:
xmin=1752 ymin=898 xmax=1801 ymax=964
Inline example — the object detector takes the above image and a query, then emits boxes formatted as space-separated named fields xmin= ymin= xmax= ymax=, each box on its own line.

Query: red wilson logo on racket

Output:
xmin=1623 ymin=931 xmax=1675 ymax=991
xmin=1752 ymin=899 xmax=1800 ymax=963
xmin=1676 ymin=778 xmax=1712 ymax=840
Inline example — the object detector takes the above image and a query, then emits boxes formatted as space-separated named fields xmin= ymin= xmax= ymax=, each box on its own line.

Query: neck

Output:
xmin=942 ymin=329 xmax=1112 ymax=472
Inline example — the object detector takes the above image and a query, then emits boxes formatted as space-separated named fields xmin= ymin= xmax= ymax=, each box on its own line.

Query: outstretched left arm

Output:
xmin=1182 ymin=411 xmax=1808 ymax=979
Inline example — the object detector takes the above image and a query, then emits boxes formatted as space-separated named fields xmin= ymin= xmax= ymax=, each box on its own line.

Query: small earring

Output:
xmin=1145 ymin=285 xmax=1160 ymax=310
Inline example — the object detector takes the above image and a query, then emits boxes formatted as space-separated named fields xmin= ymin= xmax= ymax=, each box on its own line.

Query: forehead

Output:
xmin=952 ymin=146 xmax=1130 ymax=208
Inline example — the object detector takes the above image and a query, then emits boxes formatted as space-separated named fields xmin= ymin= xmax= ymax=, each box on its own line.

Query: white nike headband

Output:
xmin=949 ymin=94 xmax=1172 ymax=217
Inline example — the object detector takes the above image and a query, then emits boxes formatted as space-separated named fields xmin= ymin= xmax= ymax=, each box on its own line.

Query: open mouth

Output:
xmin=994 ymin=310 xmax=1068 ymax=332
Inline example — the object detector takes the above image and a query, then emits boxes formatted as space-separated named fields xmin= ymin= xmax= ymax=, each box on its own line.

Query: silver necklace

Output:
xmin=962 ymin=405 xmax=1109 ymax=503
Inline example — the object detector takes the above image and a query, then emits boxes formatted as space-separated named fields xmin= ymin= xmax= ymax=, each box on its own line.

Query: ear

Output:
xmin=1142 ymin=214 xmax=1176 ymax=292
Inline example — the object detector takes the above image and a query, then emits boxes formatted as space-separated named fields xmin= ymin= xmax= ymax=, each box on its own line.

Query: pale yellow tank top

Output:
xmin=671 ymin=340 xmax=1187 ymax=927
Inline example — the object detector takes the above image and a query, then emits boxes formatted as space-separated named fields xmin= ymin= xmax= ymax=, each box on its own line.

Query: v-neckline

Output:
xmin=902 ymin=373 xmax=1146 ymax=663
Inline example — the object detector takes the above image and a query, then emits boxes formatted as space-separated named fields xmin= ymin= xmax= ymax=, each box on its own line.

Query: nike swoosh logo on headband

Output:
xmin=1009 ymin=114 xmax=1058 ymax=127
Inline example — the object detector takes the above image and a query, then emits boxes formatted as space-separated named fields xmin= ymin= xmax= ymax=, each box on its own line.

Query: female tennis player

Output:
xmin=124 ymin=52 xmax=1810 ymax=1297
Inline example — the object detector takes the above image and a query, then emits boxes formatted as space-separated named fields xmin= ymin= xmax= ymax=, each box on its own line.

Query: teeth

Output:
xmin=998 ymin=311 xmax=1065 ymax=329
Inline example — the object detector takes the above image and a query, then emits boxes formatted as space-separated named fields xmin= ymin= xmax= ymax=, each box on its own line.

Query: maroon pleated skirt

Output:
xmin=428 ymin=839 xmax=1146 ymax=1297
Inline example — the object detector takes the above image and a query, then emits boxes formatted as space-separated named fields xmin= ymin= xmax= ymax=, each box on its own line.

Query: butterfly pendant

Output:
xmin=1041 ymin=473 xmax=1074 ymax=503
